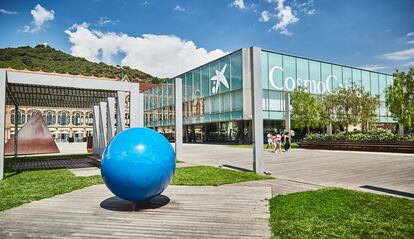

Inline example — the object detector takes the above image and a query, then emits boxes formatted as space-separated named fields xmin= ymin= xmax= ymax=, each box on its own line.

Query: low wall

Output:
xmin=299 ymin=141 xmax=414 ymax=153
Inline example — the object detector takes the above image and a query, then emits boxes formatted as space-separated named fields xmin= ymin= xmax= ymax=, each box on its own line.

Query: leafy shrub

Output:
xmin=304 ymin=128 xmax=414 ymax=143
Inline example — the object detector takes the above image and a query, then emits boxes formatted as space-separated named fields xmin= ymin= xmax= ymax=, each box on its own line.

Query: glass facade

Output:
xmin=143 ymin=47 xmax=394 ymax=140
xmin=144 ymin=50 xmax=244 ymax=128
xmin=261 ymin=50 xmax=393 ymax=123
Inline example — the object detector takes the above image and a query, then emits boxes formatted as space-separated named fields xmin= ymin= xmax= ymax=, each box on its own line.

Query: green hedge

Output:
xmin=304 ymin=129 xmax=414 ymax=143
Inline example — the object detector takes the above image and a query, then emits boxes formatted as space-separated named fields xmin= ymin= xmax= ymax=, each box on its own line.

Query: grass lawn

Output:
xmin=229 ymin=143 xmax=299 ymax=149
xmin=269 ymin=188 xmax=414 ymax=239
xmin=172 ymin=166 xmax=273 ymax=186
xmin=0 ymin=163 xmax=270 ymax=211
xmin=0 ymin=169 xmax=102 ymax=211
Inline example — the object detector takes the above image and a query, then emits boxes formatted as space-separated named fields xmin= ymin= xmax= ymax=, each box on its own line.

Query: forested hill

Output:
xmin=0 ymin=45 xmax=163 ymax=83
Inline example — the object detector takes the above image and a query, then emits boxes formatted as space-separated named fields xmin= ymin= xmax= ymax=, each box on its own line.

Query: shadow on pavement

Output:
xmin=100 ymin=195 xmax=171 ymax=212
xmin=360 ymin=185 xmax=414 ymax=198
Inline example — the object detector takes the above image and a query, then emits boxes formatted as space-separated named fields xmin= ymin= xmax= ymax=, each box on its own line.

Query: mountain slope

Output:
xmin=0 ymin=45 xmax=162 ymax=83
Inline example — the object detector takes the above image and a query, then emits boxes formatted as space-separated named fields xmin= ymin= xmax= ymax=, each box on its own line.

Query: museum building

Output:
xmin=143 ymin=47 xmax=394 ymax=143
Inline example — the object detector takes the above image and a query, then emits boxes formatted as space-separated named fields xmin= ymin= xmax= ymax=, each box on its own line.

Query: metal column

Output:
xmin=107 ymin=97 xmax=116 ymax=143
xmin=0 ymin=70 xmax=7 ymax=180
xmin=250 ymin=47 xmax=264 ymax=174
xmin=174 ymin=78 xmax=183 ymax=161
xmin=130 ymin=84 xmax=144 ymax=127
xmin=92 ymin=105 xmax=100 ymax=155
xmin=284 ymin=92 xmax=291 ymax=132
xmin=13 ymin=105 xmax=18 ymax=158
xmin=116 ymin=91 xmax=126 ymax=134
xmin=99 ymin=102 xmax=108 ymax=154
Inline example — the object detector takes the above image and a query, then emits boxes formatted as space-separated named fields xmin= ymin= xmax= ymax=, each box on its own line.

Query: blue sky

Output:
xmin=0 ymin=0 xmax=413 ymax=77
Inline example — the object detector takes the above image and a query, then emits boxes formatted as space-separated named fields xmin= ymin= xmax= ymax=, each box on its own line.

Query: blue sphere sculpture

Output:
xmin=101 ymin=128 xmax=176 ymax=202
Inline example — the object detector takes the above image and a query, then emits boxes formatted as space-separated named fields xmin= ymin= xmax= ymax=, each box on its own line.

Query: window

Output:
xmin=209 ymin=60 xmax=219 ymax=95
xmin=230 ymin=51 xmax=242 ymax=90
xmin=370 ymin=72 xmax=379 ymax=97
xmin=221 ymin=92 xmax=231 ymax=112
xmin=72 ymin=112 xmax=82 ymax=126
xmin=219 ymin=56 xmax=230 ymax=93
xmin=58 ymin=111 xmax=70 ymax=126
xmin=45 ymin=111 xmax=56 ymax=126
xmin=268 ymin=52 xmax=283 ymax=91
xmin=269 ymin=90 xmax=282 ymax=111
xmin=321 ymin=63 xmax=332 ymax=94
xmin=342 ymin=67 xmax=352 ymax=88
xmin=193 ymin=69 xmax=201 ymax=98
xmin=201 ymin=66 xmax=210 ymax=97
xmin=378 ymin=74 xmax=386 ymax=101
xmin=12 ymin=110 xmax=26 ymax=125
xmin=85 ymin=112 xmax=93 ymax=126
xmin=332 ymin=65 xmax=343 ymax=90
xmin=231 ymin=90 xmax=243 ymax=111
xmin=352 ymin=69 xmax=361 ymax=87
xmin=282 ymin=56 xmax=296 ymax=92
xmin=362 ymin=71 xmax=370 ymax=92
xmin=211 ymin=95 xmax=220 ymax=113
xmin=309 ymin=60 xmax=321 ymax=94
xmin=296 ymin=58 xmax=308 ymax=91
xmin=27 ymin=110 xmax=38 ymax=121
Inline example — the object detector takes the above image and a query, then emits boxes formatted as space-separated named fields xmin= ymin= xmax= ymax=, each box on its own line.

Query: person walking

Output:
xmin=275 ymin=132 xmax=282 ymax=153
xmin=271 ymin=132 xmax=277 ymax=153
xmin=284 ymin=132 xmax=291 ymax=152
xmin=266 ymin=132 xmax=272 ymax=150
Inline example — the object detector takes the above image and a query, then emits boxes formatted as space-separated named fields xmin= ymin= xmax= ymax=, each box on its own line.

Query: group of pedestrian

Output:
xmin=266 ymin=131 xmax=291 ymax=153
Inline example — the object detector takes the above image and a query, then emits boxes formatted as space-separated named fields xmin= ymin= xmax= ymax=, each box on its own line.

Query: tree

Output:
xmin=320 ymin=93 xmax=338 ymax=132
xmin=291 ymin=87 xmax=320 ymax=134
xmin=320 ymin=84 xmax=378 ymax=133
xmin=385 ymin=68 xmax=414 ymax=133
xmin=335 ymin=84 xmax=364 ymax=131
xmin=359 ymin=90 xmax=379 ymax=132
xmin=0 ymin=45 xmax=163 ymax=83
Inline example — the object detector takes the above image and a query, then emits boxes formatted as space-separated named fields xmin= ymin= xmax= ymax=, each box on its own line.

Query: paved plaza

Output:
xmin=179 ymin=144 xmax=414 ymax=197
xmin=57 ymin=144 xmax=414 ymax=197
xmin=0 ymin=185 xmax=271 ymax=239
xmin=1 ymin=145 xmax=413 ymax=238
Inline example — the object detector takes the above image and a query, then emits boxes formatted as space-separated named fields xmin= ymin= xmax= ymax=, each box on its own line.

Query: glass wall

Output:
xmin=261 ymin=50 xmax=393 ymax=123
xmin=143 ymin=48 xmax=394 ymax=130
xmin=144 ymin=50 xmax=244 ymax=127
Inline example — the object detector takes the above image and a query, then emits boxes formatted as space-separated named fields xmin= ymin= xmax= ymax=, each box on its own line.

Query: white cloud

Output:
xmin=65 ymin=23 xmax=227 ymax=78
xmin=0 ymin=8 xmax=18 ymax=15
xmin=406 ymin=32 xmax=414 ymax=37
xmin=307 ymin=9 xmax=315 ymax=15
xmin=142 ymin=1 xmax=149 ymax=5
xmin=259 ymin=10 xmax=272 ymax=22
xmin=97 ymin=17 xmax=119 ymax=27
xmin=292 ymin=0 xmax=316 ymax=15
xmin=259 ymin=0 xmax=315 ymax=35
xmin=174 ymin=5 xmax=185 ymax=11
xmin=272 ymin=0 xmax=299 ymax=35
xmin=406 ymin=40 xmax=414 ymax=44
xmin=232 ymin=0 xmax=247 ymax=9
xmin=379 ymin=48 xmax=414 ymax=61
xmin=22 ymin=4 xmax=54 ymax=33
xmin=358 ymin=65 xmax=387 ymax=71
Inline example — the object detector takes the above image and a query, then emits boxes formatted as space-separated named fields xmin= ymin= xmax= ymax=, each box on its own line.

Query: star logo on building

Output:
xmin=210 ymin=64 xmax=229 ymax=94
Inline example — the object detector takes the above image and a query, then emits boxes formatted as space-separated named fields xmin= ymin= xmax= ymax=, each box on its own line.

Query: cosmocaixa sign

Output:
xmin=268 ymin=66 xmax=351 ymax=94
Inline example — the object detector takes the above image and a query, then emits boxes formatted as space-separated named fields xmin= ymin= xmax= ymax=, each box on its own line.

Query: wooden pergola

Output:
xmin=0 ymin=69 xmax=144 ymax=180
